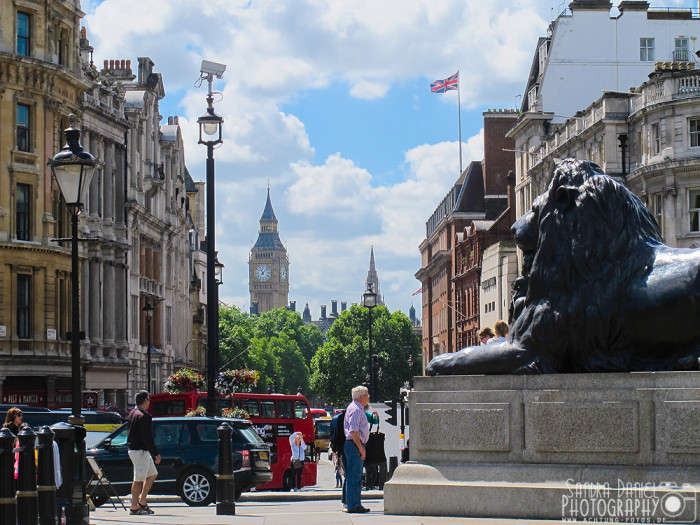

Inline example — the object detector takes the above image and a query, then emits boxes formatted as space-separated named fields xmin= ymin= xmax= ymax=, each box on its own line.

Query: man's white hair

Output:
xmin=352 ymin=385 xmax=368 ymax=400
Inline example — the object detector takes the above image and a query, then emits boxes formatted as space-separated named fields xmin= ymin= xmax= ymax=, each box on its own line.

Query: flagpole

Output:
xmin=457 ymin=70 xmax=462 ymax=176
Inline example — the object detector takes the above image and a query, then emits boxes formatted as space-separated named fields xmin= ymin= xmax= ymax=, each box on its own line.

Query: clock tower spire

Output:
xmin=249 ymin=188 xmax=289 ymax=313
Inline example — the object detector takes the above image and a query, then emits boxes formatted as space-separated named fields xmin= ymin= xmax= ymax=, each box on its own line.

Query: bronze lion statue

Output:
xmin=426 ymin=159 xmax=700 ymax=375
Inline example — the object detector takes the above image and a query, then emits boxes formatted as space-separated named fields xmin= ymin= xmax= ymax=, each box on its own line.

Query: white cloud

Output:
xmin=87 ymin=0 xmax=691 ymax=317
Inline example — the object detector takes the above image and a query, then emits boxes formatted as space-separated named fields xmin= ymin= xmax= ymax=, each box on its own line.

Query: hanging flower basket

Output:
xmin=164 ymin=368 xmax=206 ymax=394
xmin=221 ymin=407 xmax=250 ymax=419
xmin=185 ymin=406 xmax=206 ymax=417
xmin=216 ymin=369 xmax=260 ymax=395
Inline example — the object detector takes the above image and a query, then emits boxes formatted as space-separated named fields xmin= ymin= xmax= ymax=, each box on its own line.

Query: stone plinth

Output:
xmin=384 ymin=372 xmax=700 ymax=522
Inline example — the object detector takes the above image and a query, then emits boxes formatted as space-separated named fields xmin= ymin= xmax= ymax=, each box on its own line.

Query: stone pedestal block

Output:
xmin=384 ymin=372 xmax=700 ymax=522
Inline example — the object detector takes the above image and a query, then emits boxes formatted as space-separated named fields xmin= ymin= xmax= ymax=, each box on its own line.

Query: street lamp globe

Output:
xmin=48 ymin=115 xmax=96 ymax=212
xmin=214 ymin=255 xmax=224 ymax=285
xmin=143 ymin=301 xmax=154 ymax=319
xmin=197 ymin=108 xmax=223 ymax=145
xmin=362 ymin=286 xmax=377 ymax=309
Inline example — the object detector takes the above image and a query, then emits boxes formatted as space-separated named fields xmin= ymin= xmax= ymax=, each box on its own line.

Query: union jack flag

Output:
xmin=430 ymin=72 xmax=459 ymax=93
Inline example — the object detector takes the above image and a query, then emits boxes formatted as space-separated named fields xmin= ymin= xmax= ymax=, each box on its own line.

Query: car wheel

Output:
xmin=178 ymin=467 xmax=215 ymax=506
xmin=283 ymin=470 xmax=293 ymax=491
xmin=90 ymin=495 xmax=110 ymax=508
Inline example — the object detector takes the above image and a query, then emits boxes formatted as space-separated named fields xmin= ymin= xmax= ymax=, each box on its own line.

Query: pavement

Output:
xmin=87 ymin=456 xmax=589 ymax=524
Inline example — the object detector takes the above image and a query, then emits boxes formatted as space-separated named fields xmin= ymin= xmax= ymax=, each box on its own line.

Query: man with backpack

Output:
xmin=330 ymin=408 xmax=347 ymax=497
xmin=341 ymin=386 xmax=371 ymax=513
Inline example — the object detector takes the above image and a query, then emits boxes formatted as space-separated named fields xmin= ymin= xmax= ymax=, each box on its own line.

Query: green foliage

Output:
xmin=310 ymin=305 xmax=422 ymax=405
xmin=217 ymin=305 xmax=319 ymax=395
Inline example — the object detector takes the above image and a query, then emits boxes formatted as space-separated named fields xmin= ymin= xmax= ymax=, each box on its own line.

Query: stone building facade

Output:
xmin=0 ymin=0 xmax=92 ymax=407
xmin=0 ymin=3 xmax=201 ymax=409
xmin=510 ymin=64 xmax=700 ymax=252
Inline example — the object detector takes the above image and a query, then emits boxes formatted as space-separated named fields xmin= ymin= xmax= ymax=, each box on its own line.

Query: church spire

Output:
xmin=363 ymin=246 xmax=384 ymax=306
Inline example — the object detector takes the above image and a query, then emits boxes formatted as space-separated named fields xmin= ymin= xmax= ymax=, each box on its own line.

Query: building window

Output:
xmin=674 ymin=38 xmax=690 ymax=62
xmin=651 ymin=123 xmax=660 ymax=155
xmin=690 ymin=118 xmax=700 ymax=148
xmin=17 ymin=274 xmax=31 ymax=338
xmin=16 ymin=183 xmax=30 ymax=241
xmin=690 ymin=190 xmax=700 ymax=233
xmin=640 ymin=38 xmax=654 ymax=61
xmin=17 ymin=12 xmax=30 ymax=56
xmin=17 ymin=104 xmax=30 ymax=152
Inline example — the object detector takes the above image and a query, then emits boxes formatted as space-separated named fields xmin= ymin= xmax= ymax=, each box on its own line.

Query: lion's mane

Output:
xmin=510 ymin=160 xmax=662 ymax=372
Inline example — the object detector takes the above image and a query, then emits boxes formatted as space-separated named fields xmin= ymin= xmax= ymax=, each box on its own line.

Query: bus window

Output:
xmin=294 ymin=401 xmax=308 ymax=418
xmin=242 ymin=399 xmax=260 ymax=417
xmin=196 ymin=397 xmax=231 ymax=414
xmin=278 ymin=400 xmax=293 ymax=419
xmin=153 ymin=400 xmax=185 ymax=416
xmin=261 ymin=401 xmax=276 ymax=418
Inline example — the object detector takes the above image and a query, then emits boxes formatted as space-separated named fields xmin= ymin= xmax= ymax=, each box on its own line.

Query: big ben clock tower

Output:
xmin=249 ymin=188 xmax=289 ymax=313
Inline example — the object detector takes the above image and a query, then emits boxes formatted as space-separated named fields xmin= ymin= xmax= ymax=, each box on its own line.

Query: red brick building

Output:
xmin=416 ymin=110 xmax=517 ymax=371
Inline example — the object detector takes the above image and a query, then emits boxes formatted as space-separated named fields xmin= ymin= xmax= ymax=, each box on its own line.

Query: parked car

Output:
xmin=87 ymin=417 xmax=272 ymax=506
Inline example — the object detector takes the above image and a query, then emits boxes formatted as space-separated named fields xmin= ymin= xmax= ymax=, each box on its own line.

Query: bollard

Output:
xmin=377 ymin=460 xmax=387 ymax=489
xmin=16 ymin=426 xmax=38 ymax=525
xmin=36 ymin=427 xmax=57 ymax=525
xmin=388 ymin=455 xmax=398 ymax=480
xmin=216 ymin=423 xmax=235 ymax=515
xmin=0 ymin=428 xmax=17 ymax=525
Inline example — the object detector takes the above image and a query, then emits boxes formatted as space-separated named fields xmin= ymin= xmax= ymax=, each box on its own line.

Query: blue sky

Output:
xmin=82 ymin=0 xmax=698 ymax=320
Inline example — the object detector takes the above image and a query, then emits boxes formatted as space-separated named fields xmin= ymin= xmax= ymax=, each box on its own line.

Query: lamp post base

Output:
xmin=67 ymin=415 xmax=89 ymax=525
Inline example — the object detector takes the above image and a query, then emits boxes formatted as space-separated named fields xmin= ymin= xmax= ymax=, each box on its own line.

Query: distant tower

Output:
xmin=409 ymin=304 xmax=417 ymax=325
xmin=249 ymin=188 xmax=289 ymax=312
xmin=363 ymin=246 xmax=384 ymax=306
xmin=302 ymin=303 xmax=312 ymax=323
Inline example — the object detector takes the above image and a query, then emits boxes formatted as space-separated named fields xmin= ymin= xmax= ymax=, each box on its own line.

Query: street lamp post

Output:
xmin=198 ymin=60 xmax=225 ymax=418
xmin=143 ymin=302 xmax=154 ymax=390
xmin=362 ymin=285 xmax=378 ymax=400
xmin=48 ymin=114 xmax=96 ymax=525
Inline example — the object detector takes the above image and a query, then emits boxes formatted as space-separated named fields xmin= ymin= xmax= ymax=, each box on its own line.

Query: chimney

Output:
xmin=330 ymin=300 xmax=338 ymax=318
xmin=506 ymin=170 xmax=516 ymax=210
xmin=341 ymin=301 xmax=347 ymax=312
xmin=320 ymin=305 xmax=327 ymax=320
xmin=289 ymin=300 xmax=296 ymax=312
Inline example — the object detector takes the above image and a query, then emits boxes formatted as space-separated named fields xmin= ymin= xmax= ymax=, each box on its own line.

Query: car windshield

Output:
xmin=108 ymin=425 xmax=128 ymax=446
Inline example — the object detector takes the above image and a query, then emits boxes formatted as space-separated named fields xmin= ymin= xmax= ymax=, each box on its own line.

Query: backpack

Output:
xmin=330 ymin=410 xmax=346 ymax=453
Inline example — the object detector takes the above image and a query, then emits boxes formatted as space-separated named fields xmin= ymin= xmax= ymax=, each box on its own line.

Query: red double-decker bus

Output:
xmin=148 ymin=391 xmax=316 ymax=490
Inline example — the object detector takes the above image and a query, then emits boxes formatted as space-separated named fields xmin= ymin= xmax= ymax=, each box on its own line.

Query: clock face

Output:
xmin=255 ymin=264 xmax=271 ymax=282
xmin=280 ymin=266 xmax=287 ymax=282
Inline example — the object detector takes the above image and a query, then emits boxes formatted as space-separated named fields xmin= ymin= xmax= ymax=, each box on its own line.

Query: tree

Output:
xmin=218 ymin=304 xmax=253 ymax=370
xmin=310 ymin=305 xmax=422 ymax=405
xmin=250 ymin=308 xmax=324 ymax=367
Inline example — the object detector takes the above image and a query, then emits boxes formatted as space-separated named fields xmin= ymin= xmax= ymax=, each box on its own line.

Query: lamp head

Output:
xmin=48 ymin=114 xmax=96 ymax=213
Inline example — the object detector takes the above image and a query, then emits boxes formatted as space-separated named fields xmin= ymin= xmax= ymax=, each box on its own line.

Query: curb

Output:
xmin=147 ymin=490 xmax=384 ymax=504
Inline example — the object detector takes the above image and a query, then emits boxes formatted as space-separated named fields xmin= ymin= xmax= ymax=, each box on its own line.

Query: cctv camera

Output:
xmin=200 ymin=60 xmax=226 ymax=79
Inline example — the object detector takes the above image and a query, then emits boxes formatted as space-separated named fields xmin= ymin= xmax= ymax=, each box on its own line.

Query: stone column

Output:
xmin=104 ymin=142 xmax=115 ymax=222
xmin=115 ymin=146 xmax=125 ymax=224
xmin=102 ymin=258 xmax=115 ymax=344
xmin=115 ymin=258 xmax=127 ymax=346
xmin=89 ymin=258 xmax=102 ymax=343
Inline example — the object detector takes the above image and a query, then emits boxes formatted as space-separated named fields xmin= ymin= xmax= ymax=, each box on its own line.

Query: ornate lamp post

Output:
xmin=48 ymin=114 xmax=96 ymax=525
xmin=143 ymin=301 xmax=154 ymax=390
xmin=362 ymin=284 xmax=378 ymax=400
xmin=198 ymin=60 xmax=225 ymax=417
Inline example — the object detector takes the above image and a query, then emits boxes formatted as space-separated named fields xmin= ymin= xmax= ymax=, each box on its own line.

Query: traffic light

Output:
xmin=385 ymin=399 xmax=397 ymax=426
